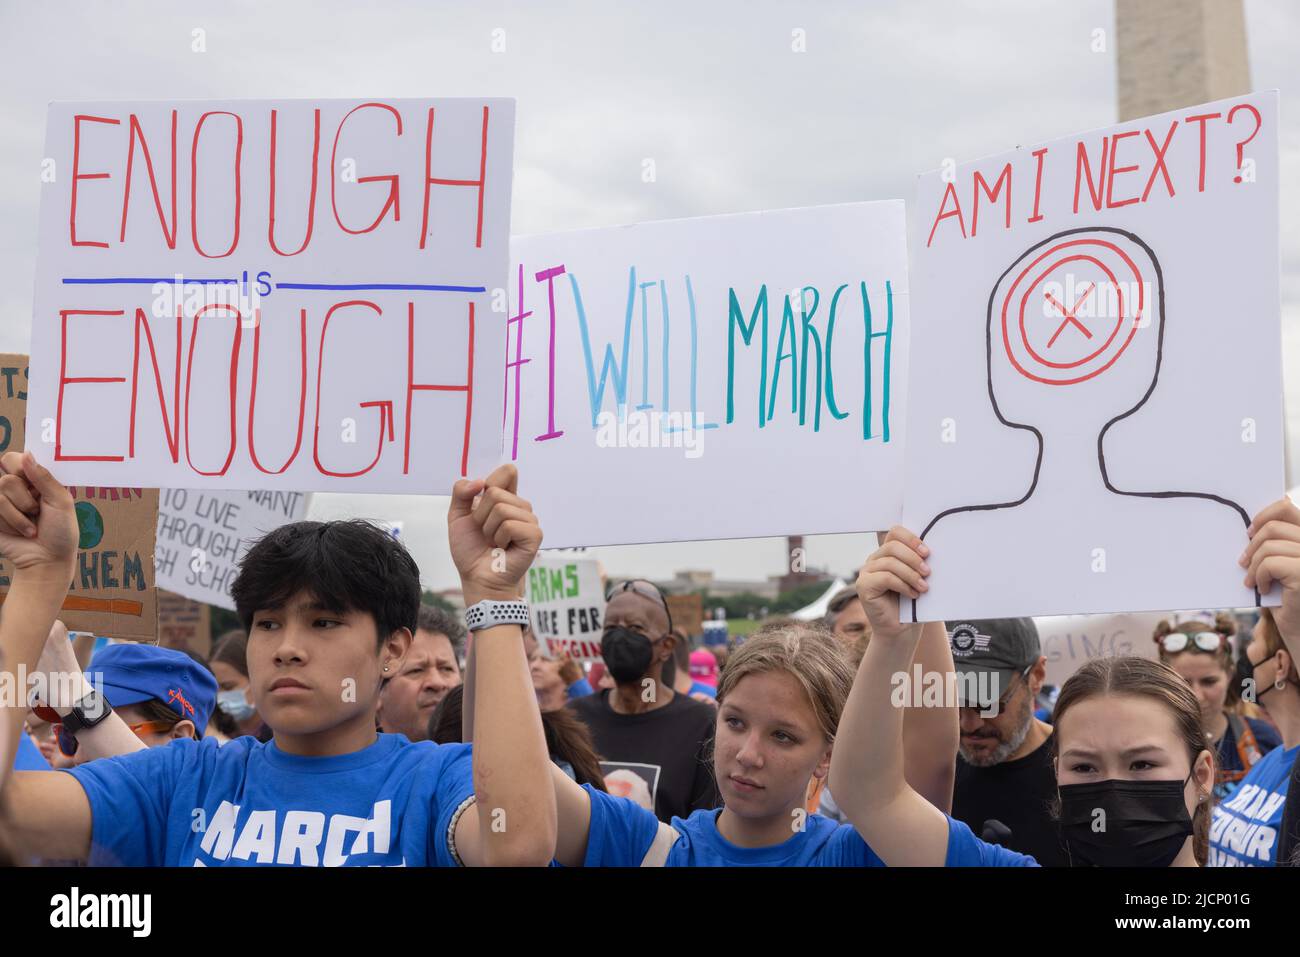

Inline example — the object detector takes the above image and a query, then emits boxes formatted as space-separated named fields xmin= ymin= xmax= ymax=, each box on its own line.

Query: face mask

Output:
xmin=1057 ymin=777 xmax=1194 ymax=867
xmin=217 ymin=689 xmax=255 ymax=722
xmin=600 ymin=627 xmax=655 ymax=685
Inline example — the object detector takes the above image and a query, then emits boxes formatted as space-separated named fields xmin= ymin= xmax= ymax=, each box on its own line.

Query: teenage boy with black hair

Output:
xmin=0 ymin=455 xmax=556 ymax=867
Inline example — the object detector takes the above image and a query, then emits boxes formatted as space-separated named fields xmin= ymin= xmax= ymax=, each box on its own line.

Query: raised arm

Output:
xmin=30 ymin=621 xmax=147 ymax=761
xmin=447 ymin=464 xmax=556 ymax=866
xmin=0 ymin=451 xmax=96 ymax=861
xmin=902 ymin=619 xmax=957 ymax=812
xmin=829 ymin=526 xmax=951 ymax=866
xmin=1243 ymin=497 xmax=1300 ymax=659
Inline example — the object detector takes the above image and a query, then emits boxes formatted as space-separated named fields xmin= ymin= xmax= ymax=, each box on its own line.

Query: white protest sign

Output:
xmin=155 ymin=489 xmax=309 ymax=610
xmin=902 ymin=93 xmax=1282 ymax=622
xmin=526 ymin=553 xmax=605 ymax=660
xmin=28 ymin=98 xmax=514 ymax=492
xmin=1034 ymin=612 xmax=1165 ymax=687
xmin=507 ymin=202 xmax=909 ymax=547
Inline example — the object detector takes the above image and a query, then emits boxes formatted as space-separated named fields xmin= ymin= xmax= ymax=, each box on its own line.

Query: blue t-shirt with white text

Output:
xmin=580 ymin=786 xmax=1037 ymax=866
xmin=1208 ymin=742 xmax=1298 ymax=867
xmin=64 ymin=733 xmax=474 ymax=867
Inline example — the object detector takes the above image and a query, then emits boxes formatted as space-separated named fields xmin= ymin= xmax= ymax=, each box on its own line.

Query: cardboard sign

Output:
xmin=28 ymin=98 xmax=515 ymax=493
xmin=665 ymin=593 xmax=704 ymax=638
xmin=0 ymin=354 xmax=159 ymax=641
xmin=155 ymin=488 xmax=309 ymax=610
xmin=508 ymin=202 xmax=909 ymax=546
xmin=1034 ymin=612 xmax=1165 ymax=687
xmin=157 ymin=588 xmax=212 ymax=657
xmin=902 ymin=93 xmax=1282 ymax=621
xmin=527 ymin=553 xmax=604 ymax=660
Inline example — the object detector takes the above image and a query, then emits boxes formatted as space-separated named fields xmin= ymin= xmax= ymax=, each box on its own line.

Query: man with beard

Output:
xmin=376 ymin=605 xmax=465 ymax=741
xmin=569 ymin=580 xmax=719 ymax=821
xmin=948 ymin=618 xmax=1068 ymax=866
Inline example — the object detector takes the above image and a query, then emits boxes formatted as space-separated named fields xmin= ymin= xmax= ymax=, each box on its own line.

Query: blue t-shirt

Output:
xmin=580 ymin=786 xmax=1038 ymax=866
xmin=64 ymin=733 xmax=475 ymax=867
xmin=566 ymin=678 xmax=594 ymax=700
xmin=1208 ymin=742 xmax=1298 ymax=867
xmin=1215 ymin=717 xmax=1282 ymax=801
xmin=15 ymin=733 xmax=50 ymax=771
xmin=688 ymin=682 xmax=717 ymax=700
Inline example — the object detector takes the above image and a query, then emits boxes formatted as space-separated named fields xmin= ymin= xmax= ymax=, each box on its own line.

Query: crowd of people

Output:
xmin=1 ymin=447 xmax=1298 ymax=868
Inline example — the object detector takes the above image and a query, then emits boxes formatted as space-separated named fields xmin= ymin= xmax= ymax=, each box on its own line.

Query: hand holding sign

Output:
xmin=855 ymin=526 xmax=930 ymax=643
xmin=1242 ymin=498 xmax=1300 ymax=647
xmin=448 ymin=463 xmax=542 ymax=605
xmin=0 ymin=451 xmax=78 ymax=576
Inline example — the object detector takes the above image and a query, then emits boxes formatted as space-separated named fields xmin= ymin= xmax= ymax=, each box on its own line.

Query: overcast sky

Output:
xmin=1 ymin=0 xmax=1296 ymax=590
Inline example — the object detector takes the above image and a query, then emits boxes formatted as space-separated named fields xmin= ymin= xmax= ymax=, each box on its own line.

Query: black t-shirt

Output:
xmin=568 ymin=689 xmax=720 ymax=822
xmin=952 ymin=732 xmax=1069 ymax=867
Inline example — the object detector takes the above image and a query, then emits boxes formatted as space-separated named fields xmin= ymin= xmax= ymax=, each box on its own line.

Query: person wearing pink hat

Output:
xmin=689 ymin=649 xmax=718 ymax=691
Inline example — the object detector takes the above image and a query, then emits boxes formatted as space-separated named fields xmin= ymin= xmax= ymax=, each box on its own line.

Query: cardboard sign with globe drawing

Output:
xmin=0 ymin=354 xmax=158 ymax=641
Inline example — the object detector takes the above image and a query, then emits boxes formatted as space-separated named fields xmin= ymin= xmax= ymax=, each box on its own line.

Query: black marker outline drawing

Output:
xmin=911 ymin=226 xmax=1257 ymax=622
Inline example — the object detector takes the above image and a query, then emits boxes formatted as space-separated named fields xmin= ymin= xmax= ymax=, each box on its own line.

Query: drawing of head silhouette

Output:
xmin=912 ymin=226 xmax=1256 ymax=622
xmin=986 ymin=226 xmax=1161 ymax=449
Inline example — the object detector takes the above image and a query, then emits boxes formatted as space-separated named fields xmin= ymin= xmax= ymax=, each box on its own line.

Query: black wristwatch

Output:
xmin=60 ymin=688 xmax=112 ymax=735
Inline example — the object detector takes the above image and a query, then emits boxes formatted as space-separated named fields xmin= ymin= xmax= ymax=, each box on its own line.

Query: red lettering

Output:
xmin=190 ymin=111 xmax=244 ymax=258
xmin=1104 ymin=129 xmax=1141 ymax=208
xmin=129 ymin=307 xmax=181 ymax=462
xmin=1141 ymin=121 xmax=1178 ymax=201
xmin=70 ymin=115 xmax=120 ymax=248
xmin=248 ymin=309 xmax=308 ymax=474
xmin=971 ymin=163 xmax=1012 ymax=237
xmin=1027 ymin=147 xmax=1048 ymax=223
xmin=119 ymin=112 xmax=177 ymax=247
xmin=313 ymin=300 xmax=392 ymax=477
xmin=183 ymin=304 xmax=242 ymax=475
xmin=420 ymin=105 xmax=489 ymax=250
xmin=1184 ymin=111 xmax=1222 ymax=192
xmin=56 ymin=310 xmax=126 ymax=461
xmin=1073 ymin=136 xmax=1109 ymax=213
xmin=404 ymin=301 xmax=474 ymax=477
xmin=330 ymin=103 xmax=402 ymax=235
xmin=925 ymin=181 xmax=967 ymax=248
xmin=268 ymin=109 xmax=320 ymax=256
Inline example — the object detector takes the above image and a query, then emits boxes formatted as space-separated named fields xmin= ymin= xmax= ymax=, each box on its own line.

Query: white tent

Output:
xmin=791 ymin=579 xmax=849 ymax=621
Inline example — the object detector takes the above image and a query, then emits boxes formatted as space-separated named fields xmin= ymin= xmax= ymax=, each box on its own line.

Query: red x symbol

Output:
xmin=1042 ymin=283 xmax=1095 ymax=348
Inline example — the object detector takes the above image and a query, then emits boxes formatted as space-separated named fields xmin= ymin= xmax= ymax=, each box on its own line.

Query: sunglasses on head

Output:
xmin=31 ymin=704 xmax=173 ymax=757
xmin=607 ymin=579 xmax=675 ymax=632
xmin=1158 ymin=631 xmax=1226 ymax=654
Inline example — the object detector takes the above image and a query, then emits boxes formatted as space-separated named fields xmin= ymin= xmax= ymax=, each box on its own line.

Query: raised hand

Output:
xmin=447 ymin=463 xmax=543 ymax=605
xmin=855 ymin=525 xmax=931 ymax=641
xmin=0 ymin=451 xmax=77 ymax=576
xmin=1242 ymin=497 xmax=1300 ymax=645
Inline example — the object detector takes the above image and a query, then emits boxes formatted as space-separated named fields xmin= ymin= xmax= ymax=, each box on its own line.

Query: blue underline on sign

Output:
xmin=275 ymin=282 xmax=487 ymax=292
xmin=62 ymin=277 xmax=238 ymax=285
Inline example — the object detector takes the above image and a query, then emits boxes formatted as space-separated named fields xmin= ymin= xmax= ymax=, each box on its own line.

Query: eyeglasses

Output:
xmin=962 ymin=665 xmax=1032 ymax=716
xmin=1158 ymin=631 xmax=1226 ymax=655
xmin=607 ymin=579 xmax=675 ymax=633
xmin=31 ymin=704 xmax=174 ymax=757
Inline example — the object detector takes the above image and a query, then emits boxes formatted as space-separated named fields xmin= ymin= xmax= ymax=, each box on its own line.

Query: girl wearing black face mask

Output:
xmin=829 ymin=527 xmax=1217 ymax=867
xmin=1206 ymin=608 xmax=1300 ymax=866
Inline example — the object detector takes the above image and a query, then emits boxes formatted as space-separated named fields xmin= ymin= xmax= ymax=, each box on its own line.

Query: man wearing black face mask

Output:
xmin=568 ymin=580 xmax=720 ymax=821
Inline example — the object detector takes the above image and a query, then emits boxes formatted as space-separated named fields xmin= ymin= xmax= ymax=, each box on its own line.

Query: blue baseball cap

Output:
xmin=87 ymin=643 xmax=218 ymax=736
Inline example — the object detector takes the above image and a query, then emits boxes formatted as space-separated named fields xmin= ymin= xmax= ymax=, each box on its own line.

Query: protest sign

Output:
xmin=902 ymin=93 xmax=1282 ymax=621
xmin=1034 ymin=612 xmax=1165 ymax=687
xmin=157 ymin=588 xmax=212 ymax=657
xmin=508 ymin=202 xmax=909 ymax=546
xmin=665 ymin=593 xmax=704 ymax=638
xmin=526 ymin=553 xmax=604 ymax=660
xmin=155 ymin=488 xmax=308 ymax=610
xmin=0 ymin=353 xmax=159 ymax=640
xmin=28 ymin=98 xmax=514 ymax=493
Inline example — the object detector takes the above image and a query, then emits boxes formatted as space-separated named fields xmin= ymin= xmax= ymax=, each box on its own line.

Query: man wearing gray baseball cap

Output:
xmin=948 ymin=618 xmax=1067 ymax=866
